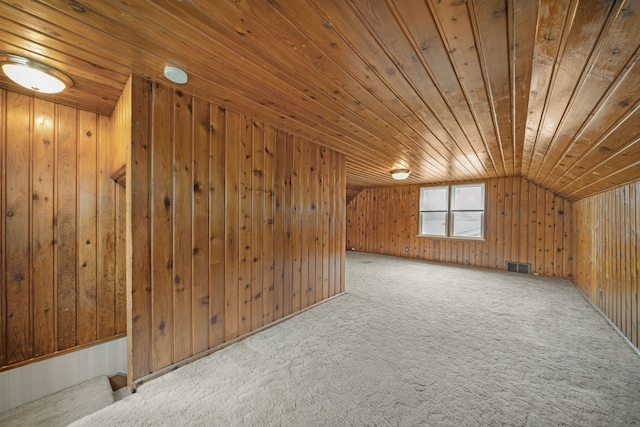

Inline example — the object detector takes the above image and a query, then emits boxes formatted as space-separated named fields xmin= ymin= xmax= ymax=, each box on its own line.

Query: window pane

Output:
xmin=420 ymin=187 xmax=448 ymax=211
xmin=452 ymin=211 xmax=483 ymax=238
xmin=420 ymin=212 xmax=447 ymax=236
xmin=451 ymin=184 xmax=484 ymax=211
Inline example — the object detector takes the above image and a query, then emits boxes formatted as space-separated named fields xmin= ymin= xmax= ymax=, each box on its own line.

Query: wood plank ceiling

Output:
xmin=1 ymin=0 xmax=639 ymax=200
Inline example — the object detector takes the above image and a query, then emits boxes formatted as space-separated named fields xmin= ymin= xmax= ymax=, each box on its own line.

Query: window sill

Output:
xmin=416 ymin=235 xmax=486 ymax=242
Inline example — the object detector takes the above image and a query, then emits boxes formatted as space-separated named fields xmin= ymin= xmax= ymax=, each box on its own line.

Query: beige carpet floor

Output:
xmin=73 ymin=252 xmax=640 ymax=426
xmin=0 ymin=376 xmax=114 ymax=427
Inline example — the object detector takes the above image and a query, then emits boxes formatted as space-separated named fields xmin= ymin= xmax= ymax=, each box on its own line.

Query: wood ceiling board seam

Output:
xmin=18 ymin=0 xmax=210 ymax=83
xmin=522 ymin=0 xmax=578 ymax=178
xmin=184 ymin=0 xmax=440 ymax=177
xmin=304 ymin=0 xmax=479 ymax=178
xmin=0 ymin=0 xmax=637 ymax=195
xmin=152 ymin=0 xmax=416 ymax=164
xmin=384 ymin=0 xmax=498 ymax=178
xmin=12 ymin=0 xmax=156 ymax=78
xmin=525 ymin=0 xmax=583 ymax=179
xmin=587 ymin=0 xmax=640 ymax=80
xmin=397 ymin=0 xmax=499 ymax=178
xmin=567 ymin=139 xmax=640 ymax=194
xmin=4 ymin=0 xmax=204 ymax=114
xmin=467 ymin=0 xmax=513 ymax=176
xmin=119 ymin=0 xmax=445 ymax=181
xmin=508 ymin=0 xmax=538 ymax=180
xmin=505 ymin=0 xmax=522 ymax=177
xmin=357 ymin=0 xmax=491 ymax=179
xmin=425 ymin=0 xmax=507 ymax=178
xmin=0 ymin=45 xmax=123 ymax=111
xmin=168 ymin=0 xmax=440 ymax=177
xmin=230 ymin=0 xmax=496 ymax=181
xmin=526 ymin=1 xmax=616 ymax=183
xmin=197 ymin=88 xmax=404 ymax=176
xmin=554 ymin=106 xmax=640 ymax=192
xmin=538 ymin=3 xmax=640 ymax=188
xmin=281 ymin=3 xmax=468 ymax=180
xmin=0 ymin=29 xmax=125 ymax=102
xmin=531 ymin=0 xmax=620 ymax=185
xmin=46 ymin=0 xmax=344 ymax=129
xmin=545 ymin=49 xmax=640 ymax=190
xmin=508 ymin=0 xmax=518 ymax=176
xmin=0 ymin=13 xmax=129 ymax=89
xmin=191 ymin=74 xmax=423 ymax=169
xmin=564 ymin=159 xmax=640 ymax=200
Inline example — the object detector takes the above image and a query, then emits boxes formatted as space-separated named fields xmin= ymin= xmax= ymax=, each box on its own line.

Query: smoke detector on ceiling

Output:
xmin=164 ymin=66 xmax=188 ymax=84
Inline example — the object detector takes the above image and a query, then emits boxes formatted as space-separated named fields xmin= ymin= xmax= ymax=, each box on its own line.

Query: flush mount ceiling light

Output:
xmin=0 ymin=54 xmax=72 ymax=94
xmin=391 ymin=169 xmax=411 ymax=180
xmin=164 ymin=65 xmax=188 ymax=84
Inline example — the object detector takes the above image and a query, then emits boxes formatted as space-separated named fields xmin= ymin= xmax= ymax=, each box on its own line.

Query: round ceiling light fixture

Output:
xmin=0 ymin=54 xmax=73 ymax=94
xmin=164 ymin=65 xmax=188 ymax=84
xmin=391 ymin=169 xmax=411 ymax=180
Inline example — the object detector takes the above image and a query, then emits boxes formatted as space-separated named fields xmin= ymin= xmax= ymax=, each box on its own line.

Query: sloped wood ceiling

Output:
xmin=1 ymin=0 xmax=638 ymax=200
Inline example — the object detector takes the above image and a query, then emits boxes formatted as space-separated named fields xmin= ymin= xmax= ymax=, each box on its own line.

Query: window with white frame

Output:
xmin=419 ymin=183 xmax=485 ymax=239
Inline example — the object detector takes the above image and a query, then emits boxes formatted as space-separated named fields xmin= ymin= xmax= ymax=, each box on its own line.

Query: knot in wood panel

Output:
xmin=68 ymin=0 xmax=85 ymax=13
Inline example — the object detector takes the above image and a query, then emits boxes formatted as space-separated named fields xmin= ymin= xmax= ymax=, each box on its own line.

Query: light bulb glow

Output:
xmin=391 ymin=169 xmax=411 ymax=180
xmin=2 ymin=64 xmax=67 ymax=93
xmin=0 ymin=54 xmax=72 ymax=94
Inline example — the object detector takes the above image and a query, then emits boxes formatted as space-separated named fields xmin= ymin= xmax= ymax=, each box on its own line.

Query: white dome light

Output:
xmin=0 ymin=54 xmax=72 ymax=94
xmin=391 ymin=169 xmax=411 ymax=180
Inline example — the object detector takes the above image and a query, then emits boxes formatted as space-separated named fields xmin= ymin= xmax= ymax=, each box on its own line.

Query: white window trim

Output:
xmin=418 ymin=183 xmax=486 ymax=241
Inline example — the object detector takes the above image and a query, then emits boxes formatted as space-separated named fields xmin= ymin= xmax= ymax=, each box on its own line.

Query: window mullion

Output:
xmin=447 ymin=185 xmax=452 ymax=237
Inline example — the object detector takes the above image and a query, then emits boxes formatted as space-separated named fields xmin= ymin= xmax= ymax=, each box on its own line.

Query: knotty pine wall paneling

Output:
xmin=192 ymin=97 xmax=211 ymax=355
xmin=346 ymin=177 xmax=571 ymax=278
xmin=127 ymin=77 xmax=346 ymax=388
xmin=0 ymin=89 xmax=4 ymax=369
xmin=110 ymin=76 xmax=131 ymax=174
xmin=0 ymin=88 xmax=126 ymax=372
xmin=110 ymin=76 xmax=130 ymax=341
xmin=573 ymin=182 xmax=639 ymax=349
xmin=127 ymin=76 xmax=152 ymax=382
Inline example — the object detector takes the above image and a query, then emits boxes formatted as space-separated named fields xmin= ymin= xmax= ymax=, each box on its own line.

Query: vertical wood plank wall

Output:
xmin=346 ymin=177 xmax=572 ymax=278
xmin=0 ymin=89 xmax=126 ymax=371
xmin=573 ymin=182 xmax=639 ymax=349
xmin=127 ymin=77 xmax=346 ymax=386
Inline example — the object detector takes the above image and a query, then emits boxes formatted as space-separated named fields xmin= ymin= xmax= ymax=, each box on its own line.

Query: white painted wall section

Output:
xmin=0 ymin=337 xmax=127 ymax=412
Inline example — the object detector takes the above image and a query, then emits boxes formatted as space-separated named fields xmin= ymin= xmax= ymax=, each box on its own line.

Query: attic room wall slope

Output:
xmin=346 ymin=177 xmax=571 ymax=278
